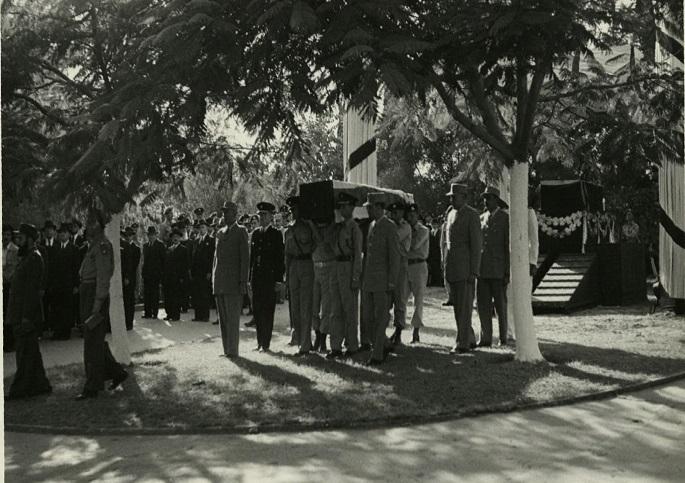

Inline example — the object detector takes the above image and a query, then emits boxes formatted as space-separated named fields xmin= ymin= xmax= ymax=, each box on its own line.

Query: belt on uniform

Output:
xmin=314 ymin=260 xmax=334 ymax=267
xmin=408 ymin=258 xmax=426 ymax=265
xmin=293 ymin=254 xmax=312 ymax=261
xmin=336 ymin=255 xmax=353 ymax=262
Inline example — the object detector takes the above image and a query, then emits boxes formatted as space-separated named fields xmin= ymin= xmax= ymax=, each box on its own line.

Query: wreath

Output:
xmin=539 ymin=211 xmax=584 ymax=239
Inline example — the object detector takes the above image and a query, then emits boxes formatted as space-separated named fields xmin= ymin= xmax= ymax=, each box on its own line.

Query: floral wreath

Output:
xmin=538 ymin=211 xmax=584 ymax=239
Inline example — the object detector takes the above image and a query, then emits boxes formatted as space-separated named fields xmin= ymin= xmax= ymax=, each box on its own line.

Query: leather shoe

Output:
xmin=411 ymin=328 xmax=420 ymax=344
xmin=294 ymin=350 xmax=309 ymax=357
xmin=109 ymin=371 xmax=128 ymax=391
xmin=442 ymin=301 xmax=453 ymax=306
xmin=244 ymin=319 xmax=256 ymax=327
xmin=365 ymin=358 xmax=383 ymax=366
xmin=343 ymin=349 xmax=357 ymax=358
xmin=358 ymin=343 xmax=372 ymax=352
xmin=477 ymin=342 xmax=492 ymax=348
xmin=75 ymin=391 xmax=98 ymax=400
xmin=326 ymin=350 xmax=343 ymax=360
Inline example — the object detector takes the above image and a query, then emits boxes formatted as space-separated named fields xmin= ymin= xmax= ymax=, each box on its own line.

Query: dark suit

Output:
xmin=250 ymin=225 xmax=284 ymax=350
xmin=142 ymin=239 xmax=166 ymax=318
xmin=164 ymin=243 xmax=190 ymax=320
xmin=477 ymin=209 xmax=510 ymax=345
xmin=40 ymin=238 xmax=59 ymax=331
xmin=121 ymin=240 xmax=141 ymax=330
xmin=50 ymin=241 xmax=81 ymax=338
xmin=191 ymin=234 xmax=214 ymax=320
xmin=7 ymin=247 xmax=52 ymax=399
xmin=180 ymin=239 xmax=193 ymax=312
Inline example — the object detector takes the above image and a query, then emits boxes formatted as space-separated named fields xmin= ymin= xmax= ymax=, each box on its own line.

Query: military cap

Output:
xmin=257 ymin=201 xmax=276 ymax=213
xmin=387 ymin=201 xmax=407 ymax=212
xmin=194 ymin=207 xmax=204 ymax=216
xmin=19 ymin=223 xmax=39 ymax=240
xmin=336 ymin=192 xmax=357 ymax=206
xmin=131 ymin=222 xmax=139 ymax=229
xmin=446 ymin=183 xmax=468 ymax=196
xmin=164 ymin=206 xmax=174 ymax=214
xmin=124 ymin=227 xmax=136 ymax=236
xmin=147 ymin=226 xmax=158 ymax=235
xmin=43 ymin=220 xmax=56 ymax=230
xmin=57 ymin=222 xmax=71 ymax=233
xmin=222 ymin=201 xmax=238 ymax=211
xmin=406 ymin=203 xmax=420 ymax=213
xmin=363 ymin=192 xmax=386 ymax=207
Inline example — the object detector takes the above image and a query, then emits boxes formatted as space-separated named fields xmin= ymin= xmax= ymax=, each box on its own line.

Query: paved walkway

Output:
xmin=4 ymin=379 xmax=685 ymax=482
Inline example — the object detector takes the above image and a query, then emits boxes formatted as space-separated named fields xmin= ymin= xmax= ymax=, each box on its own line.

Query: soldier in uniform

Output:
xmin=284 ymin=196 xmax=315 ymax=355
xmin=361 ymin=193 xmax=400 ymax=365
xmin=405 ymin=204 xmax=430 ymax=343
xmin=444 ymin=183 xmax=482 ymax=354
xmin=50 ymin=223 xmax=81 ymax=339
xmin=191 ymin=219 xmax=215 ymax=322
xmin=5 ymin=224 xmax=52 ymax=400
xmin=387 ymin=201 xmax=411 ymax=345
xmin=249 ymin=202 xmax=284 ymax=352
xmin=477 ymin=187 xmax=510 ymax=347
xmin=142 ymin=226 xmax=165 ymax=319
xmin=164 ymin=229 xmax=190 ymax=322
xmin=328 ymin=193 xmax=363 ymax=359
xmin=76 ymin=211 xmax=128 ymax=400
xmin=213 ymin=202 xmax=249 ymax=357
xmin=310 ymin=219 xmax=336 ymax=353
xmin=121 ymin=227 xmax=141 ymax=330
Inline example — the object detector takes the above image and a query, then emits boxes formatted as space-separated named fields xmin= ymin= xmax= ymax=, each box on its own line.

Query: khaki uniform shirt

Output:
xmin=333 ymin=218 xmax=363 ymax=283
xmin=284 ymin=220 xmax=315 ymax=263
xmin=312 ymin=222 xmax=336 ymax=263
xmin=79 ymin=233 xmax=114 ymax=299
xmin=407 ymin=222 xmax=430 ymax=260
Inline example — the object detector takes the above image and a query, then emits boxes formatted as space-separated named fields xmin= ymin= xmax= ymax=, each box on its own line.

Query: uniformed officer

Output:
xmin=361 ymin=193 xmax=400 ymax=365
xmin=76 ymin=210 xmax=128 ymax=400
xmin=387 ymin=201 xmax=411 ymax=345
xmin=405 ymin=203 xmax=430 ymax=343
xmin=121 ymin=227 xmax=141 ymax=330
xmin=310 ymin=219 xmax=336 ymax=353
xmin=328 ymin=192 xmax=363 ymax=359
xmin=5 ymin=224 xmax=52 ymax=400
xmin=249 ymin=202 xmax=285 ymax=352
xmin=284 ymin=196 xmax=315 ymax=355
xmin=191 ymin=218 xmax=215 ymax=322
xmin=164 ymin=229 xmax=191 ymax=321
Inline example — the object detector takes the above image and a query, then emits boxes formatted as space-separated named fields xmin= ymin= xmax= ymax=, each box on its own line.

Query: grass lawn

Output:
xmin=5 ymin=288 xmax=685 ymax=432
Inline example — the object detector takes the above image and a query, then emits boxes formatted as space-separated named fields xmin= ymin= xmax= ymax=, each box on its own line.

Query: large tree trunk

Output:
xmin=509 ymin=162 xmax=543 ymax=362
xmin=105 ymin=213 xmax=131 ymax=364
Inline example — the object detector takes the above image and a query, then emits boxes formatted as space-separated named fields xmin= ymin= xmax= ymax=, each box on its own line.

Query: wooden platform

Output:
xmin=532 ymin=254 xmax=600 ymax=313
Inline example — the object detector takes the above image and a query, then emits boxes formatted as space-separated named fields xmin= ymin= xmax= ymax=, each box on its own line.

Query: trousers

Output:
xmin=391 ymin=262 xmax=408 ymax=329
xmin=329 ymin=261 xmax=360 ymax=351
xmin=312 ymin=262 xmax=334 ymax=335
xmin=361 ymin=290 xmax=391 ymax=361
xmin=192 ymin=276 xmax=212 ymax=321
xmin=407 ymin=261 xmax=428 ymax=328
xmin=477 ymin=278 xmax=508 ymax=344
xmin=253 ymin=281 xmax=277 ymax=350
xmin=143 ymin=278 xmax=161 ymax=318
xmin=123 ymin=280 xmax=136 ymax=330
xmin=215 ymin=293 xmax=242 ymax=356
xmin=288 ymin=260 xmax=314 ymax=351
xmin=449 ymin=280 xmax=476 ymax=349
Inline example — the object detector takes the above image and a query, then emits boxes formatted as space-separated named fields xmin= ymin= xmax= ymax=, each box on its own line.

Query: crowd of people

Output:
xmin=3 ymin=181 xmax=530 ymax=400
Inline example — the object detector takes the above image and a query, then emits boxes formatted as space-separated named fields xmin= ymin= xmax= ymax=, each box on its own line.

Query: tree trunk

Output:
xmin=509 ymin=161 xmax=544 ymax=362
xmin=105 ymin=213 xmax=131 ymax=365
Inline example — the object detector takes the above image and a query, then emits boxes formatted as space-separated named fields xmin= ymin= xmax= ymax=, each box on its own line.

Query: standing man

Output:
xmin=3 ymin=224 xmax=20 ymax=352
xmin=444 ymin=183 xmax=482 ymax=354
xmin=121 ymin=227 xmax=141 ymax=331
xmin=361 ymin=193 xmax=400 ymax=365
xmin=213 ymin=201 xmax=249 ymax=357
xmin=477 ymin=187 xmax=510 ymax=348
xmin=387 ymin=202 xmax=411 ymax=345
xmin=76 ymin=210 xmax=128 ymax=400
xmin=163 ymin=229 xmax=190 ymax=322
xmin=405 ymin=204 xmax=430 ymax=343
xmin=191 ymin=219 xmax=215 ymax=322
xmin=249 ymin=202 xmax=285 ymax=352
xmin=50 ymin=223 xmax=80 ymax=340
xmin=41 ymin=220 xmax=58 ymax=334
xmin=142 ymin=226 xmax=165 ymax=319
xmin=5 ymin=224 xmax=52 ymax=400
xmin=328 ymin=193 xmax=363 ymax=359
xmin=284 ymin=196 xmax=315 ymax=355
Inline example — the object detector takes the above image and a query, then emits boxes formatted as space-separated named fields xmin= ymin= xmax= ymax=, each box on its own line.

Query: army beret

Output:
xmin=336 ymin=192 xmax=357 ymax=206
xmin=257 ymin=201 xmax=276 ymax=213
xmin=19 ymin=223 xmax=39 ymax=240
xmin=387 ymin=201 xmax=407 ymax=212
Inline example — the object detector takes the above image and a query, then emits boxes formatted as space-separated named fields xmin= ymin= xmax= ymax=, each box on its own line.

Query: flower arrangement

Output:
xmin=538 ymin=210 xmax=584 ymax=239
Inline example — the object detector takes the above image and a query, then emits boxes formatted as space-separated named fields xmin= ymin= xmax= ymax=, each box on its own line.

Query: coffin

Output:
xmin=299 ymin=180 xmax=414 ymax=224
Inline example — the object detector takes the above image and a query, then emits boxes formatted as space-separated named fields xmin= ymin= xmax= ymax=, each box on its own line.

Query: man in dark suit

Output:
xmin=477 ymin=187 xmax=510 ymax=347
xmin=164 ymin=229 xmax=190 ymax=321
xmin=49 ymin=223 xmax=81 ymax=340
xmin=41 ymin=220 xmax=58 ymax=334
xmin=121 ymin=227 xmax=141 ymax=330
xmin=249 ymin=201 xmax=284 ymax=352
xmin=444 ymin=183 xmax=482 ymax=353
xmin=5 ymin=224 xmax=52 ymax=400
xmin=191 ymin=219 xmax=215 ymax=322
xmin=142 ymin=226 xmax=165 ymax=319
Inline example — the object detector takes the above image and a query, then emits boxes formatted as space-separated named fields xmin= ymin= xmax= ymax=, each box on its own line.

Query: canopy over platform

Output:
xmin=299 ymin=180 xmax=414 ymax=224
